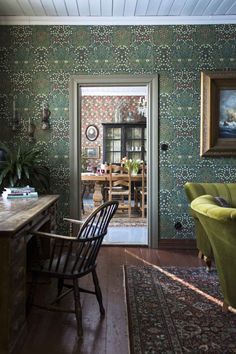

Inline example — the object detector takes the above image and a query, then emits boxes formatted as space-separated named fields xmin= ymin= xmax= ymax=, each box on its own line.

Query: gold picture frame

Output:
xmin=201 ymin=70 xmax=236 ymax=157
xmin=84 ymin=147 xmax=100 ymax=159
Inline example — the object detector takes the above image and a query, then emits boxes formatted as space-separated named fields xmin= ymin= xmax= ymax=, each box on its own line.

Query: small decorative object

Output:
xmin=114 ymin=99 xmax=125 ymax=123
xmin=41 ymin=102 xmax=51 ymax=130
xmin=127 ymin=111 xmax=134 ymax=122
xmin=137 ymin=96 xmax=148 ymax=119
xmin=201 ymin=70 xmax=236 ymax=156
xmin=12 ymin=97 xmax=20 ymax=131
xmin=114 ymin=108 xmax=122 ymax=123
xmin=85 ymin=125 xmax=99 ymax=141
xmin=28 ymin=118 xmax=36 ymax=143
xmin=121 ymin=156 xmax=142 ymax=175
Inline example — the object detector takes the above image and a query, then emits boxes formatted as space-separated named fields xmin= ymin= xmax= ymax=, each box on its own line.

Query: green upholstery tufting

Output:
xmin=191 ymin=194 xmax=236 ymax=310
xmin=184 ymin=182 xmax=236 ymax=261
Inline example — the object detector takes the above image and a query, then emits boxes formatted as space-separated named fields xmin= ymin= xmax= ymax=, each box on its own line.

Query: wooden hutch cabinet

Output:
xmin=102 ymin=122 xmax=146 ymax=164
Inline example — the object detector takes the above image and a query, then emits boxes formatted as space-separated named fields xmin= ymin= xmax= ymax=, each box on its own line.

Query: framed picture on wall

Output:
xmin=85 ymin=125 xmax=99 ymax=141
xmin=84 ymin=147 xmax=100 ymax=159
xmin=201 ymin=70 xmax=236 ymax=157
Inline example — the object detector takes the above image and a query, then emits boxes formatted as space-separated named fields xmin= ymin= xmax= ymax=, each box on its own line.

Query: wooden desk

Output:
xmin=0 ymin=195 xmax=59 ymax=354
xmin=81 ymin=173 xmax=142 ymax=207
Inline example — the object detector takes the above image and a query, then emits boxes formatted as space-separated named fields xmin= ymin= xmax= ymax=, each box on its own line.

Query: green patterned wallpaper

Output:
xmin=0 ymin=25 xmax=236 ymax=239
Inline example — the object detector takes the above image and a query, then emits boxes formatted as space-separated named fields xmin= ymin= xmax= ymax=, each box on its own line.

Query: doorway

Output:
xmin=69 ymin=75 xmax=159 ymax=248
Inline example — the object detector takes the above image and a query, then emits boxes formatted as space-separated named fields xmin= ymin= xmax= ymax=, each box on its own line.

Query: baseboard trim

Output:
xmin=159 ymin=239 xmax=196 ymax=250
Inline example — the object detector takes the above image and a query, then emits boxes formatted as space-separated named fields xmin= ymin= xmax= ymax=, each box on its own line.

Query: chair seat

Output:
xmin=33 ymin=254 xmax=95 ymax=278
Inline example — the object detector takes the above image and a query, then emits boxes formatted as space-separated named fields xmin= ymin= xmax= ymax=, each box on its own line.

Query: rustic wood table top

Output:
xmin=81 ymin=172 xmax=142 ymax=182
xmin=0 ymin=194 xmax=59 ymax=235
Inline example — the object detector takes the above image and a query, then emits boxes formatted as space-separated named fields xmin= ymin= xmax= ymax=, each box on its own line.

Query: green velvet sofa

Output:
xmin=191 ymin=194 xmax=236 ymax=310
xmin=184 ymin=182 xmax=236 ymax=267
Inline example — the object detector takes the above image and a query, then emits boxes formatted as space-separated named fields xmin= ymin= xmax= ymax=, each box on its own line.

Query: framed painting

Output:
xmin=201 ymin=71 xmax=236 ymax=156
xmin=85 ymin=125 xmax=99 ymax=141
xmin=84 ymin=147 xmax=100 ymax=159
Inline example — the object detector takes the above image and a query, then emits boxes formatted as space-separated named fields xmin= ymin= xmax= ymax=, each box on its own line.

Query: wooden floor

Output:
xmin=18 ymin=246 xmax=205 ymax=354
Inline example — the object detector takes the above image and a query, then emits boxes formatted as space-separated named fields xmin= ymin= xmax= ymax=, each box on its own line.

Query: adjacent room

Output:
xmin=1 ymin=1 xmax=236 ymax=353
xmin=80 ymin=85 xmax=148 ymax=245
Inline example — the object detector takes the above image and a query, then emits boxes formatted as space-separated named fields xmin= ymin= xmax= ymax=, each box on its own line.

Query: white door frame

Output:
xmin=69 ymin=75 xmax=159 ymax=248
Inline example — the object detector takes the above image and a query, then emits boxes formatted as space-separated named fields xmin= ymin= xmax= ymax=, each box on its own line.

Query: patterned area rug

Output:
xmin=83 ymin=204 xmax=147 ymax=227
xmin=124 ymin=266 xmax=236 ymax=353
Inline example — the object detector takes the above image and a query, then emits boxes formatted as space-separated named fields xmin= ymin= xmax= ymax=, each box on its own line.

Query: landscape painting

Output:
xmin=219 ymin=90 xmax=236 ymax=139
xmin=201 ymin=71 xmax=236 ymax=156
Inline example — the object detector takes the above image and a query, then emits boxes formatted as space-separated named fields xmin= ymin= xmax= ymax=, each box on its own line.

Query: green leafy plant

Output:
xmin=0 ymin=145 xmax=50 ymax=193
xmin=121 ymin=156 xmax=142 ymax=174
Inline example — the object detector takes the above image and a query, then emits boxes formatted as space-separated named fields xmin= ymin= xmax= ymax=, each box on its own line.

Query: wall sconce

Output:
xmin=12 ymin=97 xmax=21 ymax=131
xmin=28 ymin=118 xmax=36 ymax=143
xmin=41 ymin=102 xmax=51 ymax=130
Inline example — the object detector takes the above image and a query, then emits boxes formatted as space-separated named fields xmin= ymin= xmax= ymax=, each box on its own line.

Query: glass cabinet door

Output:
xmin=126 ymin=127 xmax=143 ymax=160
xmin=104 ymin=127 xmax=121 ymax=163
xmin=103 ymin=123 xmax=146 ymax=164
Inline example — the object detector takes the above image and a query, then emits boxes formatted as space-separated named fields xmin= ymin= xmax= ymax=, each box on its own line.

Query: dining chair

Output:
xmin=139 ymin=164 xmax=147 ymax=218
xmin=108 ymin=164 xmax=132 ymax=218
xmin=101 ymin=164 xmax=113 ymax=202
xmin=28 ymin=201 xmax=119 ymax=338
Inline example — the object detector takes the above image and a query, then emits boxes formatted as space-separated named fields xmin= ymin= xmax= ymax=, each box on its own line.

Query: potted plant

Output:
xmin=0 ymin=145 xmax=50 ymax=193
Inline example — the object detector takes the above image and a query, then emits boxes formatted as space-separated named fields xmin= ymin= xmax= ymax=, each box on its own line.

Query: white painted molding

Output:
xmin=1 ymin=15 xmax=236 ymax=26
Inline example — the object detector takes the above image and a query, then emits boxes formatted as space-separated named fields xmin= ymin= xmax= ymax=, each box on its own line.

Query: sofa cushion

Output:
xmin=214 ymin=196 xmax=230 ymax=208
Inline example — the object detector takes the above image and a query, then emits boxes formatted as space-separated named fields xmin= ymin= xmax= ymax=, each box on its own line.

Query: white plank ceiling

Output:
xmin=0 ymin=0 xmax=236 ymax=25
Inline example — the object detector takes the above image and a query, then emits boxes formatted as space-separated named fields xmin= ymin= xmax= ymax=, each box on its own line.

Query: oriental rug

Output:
xmin=124 ymin=266 xmax=236 ymax=353
xmin=83 ymin=203 xmax=147 ymax=227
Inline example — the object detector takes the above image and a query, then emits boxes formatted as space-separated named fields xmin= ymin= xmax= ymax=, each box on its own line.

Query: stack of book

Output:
xmin=2 ymin=186 xmax=38 ymax=199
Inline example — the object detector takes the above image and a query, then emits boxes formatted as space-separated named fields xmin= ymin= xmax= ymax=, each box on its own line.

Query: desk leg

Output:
xmin=93 ymin=181 xmax=104 ymax=207
xmin=0 ymin=232 xmax=27 ymax=354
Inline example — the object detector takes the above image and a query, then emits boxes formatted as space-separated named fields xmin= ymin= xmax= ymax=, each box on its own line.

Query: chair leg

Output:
xmin=92 ymin=269 xmax=105 ymax=316
xmin=203 ymin=256 xmax=212 ymax=271
xmin=57 ymin=278 xmax=64 ymax=297
xmin=198 ymin=250 xmax=204 ymax=259
xmin=73 ymin=279 xmax=83 ymax=338
xmin=134 ymin=188 xmax=138 ymax=208
xmin=142 ymin=194 xmax=145 ymax=218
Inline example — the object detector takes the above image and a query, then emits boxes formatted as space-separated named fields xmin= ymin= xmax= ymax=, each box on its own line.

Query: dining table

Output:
xmin=81 ymin=172 xmax=142 ymax=207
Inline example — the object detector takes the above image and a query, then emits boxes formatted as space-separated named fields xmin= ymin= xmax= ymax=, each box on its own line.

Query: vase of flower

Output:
xmin=121 ymin=157 xmax=142 ymax=175
xmin=131 ymin=167 xmax=139 ymax=175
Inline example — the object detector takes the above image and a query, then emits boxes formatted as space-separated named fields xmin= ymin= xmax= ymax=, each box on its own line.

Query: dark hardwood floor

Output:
xmin=18 ymin=246 xmax=204 ymax=354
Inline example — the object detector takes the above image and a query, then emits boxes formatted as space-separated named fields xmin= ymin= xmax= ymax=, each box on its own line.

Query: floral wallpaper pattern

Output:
xmin=81 ymin=95 xmax=143 ymax=168
xmin=0 ymin=24 xmax=236 ymax=240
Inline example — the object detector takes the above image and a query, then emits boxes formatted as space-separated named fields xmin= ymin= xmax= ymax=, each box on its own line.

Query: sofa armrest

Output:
xmin=191 ymin=195 xmax=236 ymax=222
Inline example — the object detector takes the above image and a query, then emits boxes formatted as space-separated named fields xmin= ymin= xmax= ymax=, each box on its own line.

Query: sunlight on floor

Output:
xmin=124 ymin=249 xmax=233 ymax=311
xmin=103 ymin=226 xmax=148 ymax=245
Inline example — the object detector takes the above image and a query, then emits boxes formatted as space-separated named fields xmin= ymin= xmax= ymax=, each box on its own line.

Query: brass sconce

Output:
xmin=41 ymin=102 xmax=51 ymax=130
